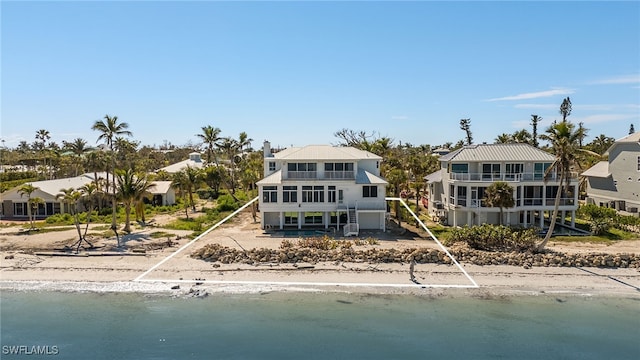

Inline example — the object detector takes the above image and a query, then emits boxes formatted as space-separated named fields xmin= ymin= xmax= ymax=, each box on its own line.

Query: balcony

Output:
xmin=448 ymin=172 xmax=578 ymax=182
xmin=284 ymin=171 xmax=355 ymax=180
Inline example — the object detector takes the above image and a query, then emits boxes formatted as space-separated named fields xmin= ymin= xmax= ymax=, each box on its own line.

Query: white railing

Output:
xmin=343 ymin=223 xmax=359 ymax=236
xmin=284 ymin=171 xmax=355 ymax=180
xmin=449 ymin=172 xmax=578 ymax=182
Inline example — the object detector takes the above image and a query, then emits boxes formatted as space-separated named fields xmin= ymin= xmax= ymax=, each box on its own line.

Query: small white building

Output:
xmin=157 ymin=152 xmax=205 ymax=173
xmin=257 ymin=141 xmax=388 ymax=236
xmin=424 ymin=143 xmax=580 ymax=228
xmin=582 ymin=132 xmax=640 ymax=214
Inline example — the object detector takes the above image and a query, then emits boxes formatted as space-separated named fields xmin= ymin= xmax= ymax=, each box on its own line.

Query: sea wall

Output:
xmin=191 ymin=243 xmax=640 ymax=269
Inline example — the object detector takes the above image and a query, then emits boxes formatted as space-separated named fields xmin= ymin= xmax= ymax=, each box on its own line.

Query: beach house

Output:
xmin=0 ymin=173 xmax=176 ymax=220
xmin=256 ymin=141 xmax=388 ymax=235
xmin=581 ymin=132 xmax=640 ymax=214
xmin=424 ymin=143 xmax=580 ymax=228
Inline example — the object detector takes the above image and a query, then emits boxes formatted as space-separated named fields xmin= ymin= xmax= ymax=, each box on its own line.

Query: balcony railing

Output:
xmin=452 ymin=197 xmax=576 ymax=208
xmin=284 ymin=171 xmax=355 ymax=180
xmin=449 ymin=172 xmax=578 ymax=182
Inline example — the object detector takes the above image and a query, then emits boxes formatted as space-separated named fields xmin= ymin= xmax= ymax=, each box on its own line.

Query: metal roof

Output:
xmin=355 ymin=170 xmax=388 ymax=185
xmin=274 ymin=145 xmax=382 ymax=161
xmin=438 ymin=143 xmax=555 ymax=162
xmin=256 ymin=170 xmax=283 ymax=185
xmin=580 ymin=161 xmax=611 ymax=178
xmin=424 ymin=171 xmax=442 ymax=183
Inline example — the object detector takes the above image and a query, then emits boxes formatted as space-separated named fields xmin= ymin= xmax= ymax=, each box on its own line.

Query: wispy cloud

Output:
xmin=590 ymin=74 xmax=640 ymax=85
xmin=486 ymin=88 xmax=575 ymax=102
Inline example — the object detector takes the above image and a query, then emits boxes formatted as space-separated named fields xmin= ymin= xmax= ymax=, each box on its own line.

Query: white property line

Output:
xmin=386 ymin=197 xmax=479 ymax=288
xmin=134 ymin=196 xmax=478 ymax=289
xmin=133 ymin=197 xmax=259 ymax=282
xmin=135 ymin=278 xmax=478 ymax=289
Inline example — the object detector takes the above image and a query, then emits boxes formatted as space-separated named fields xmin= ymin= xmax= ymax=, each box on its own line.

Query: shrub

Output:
xmin=446 ymin=224 xmax=538 ymax=252
xmin=216 ymin=194 xmax=239 ymax=212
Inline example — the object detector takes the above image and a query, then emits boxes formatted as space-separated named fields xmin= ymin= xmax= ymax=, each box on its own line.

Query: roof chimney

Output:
xmin=263 ymin=140 xmax=272 ymax=157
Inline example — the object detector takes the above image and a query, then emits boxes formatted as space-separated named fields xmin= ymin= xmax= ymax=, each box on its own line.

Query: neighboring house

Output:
xmin=0 ymin=173 xmax=176 ymax=220
xmin=157 ymin=152 xmax=205 ymax=173
xmin=256 ymin=141 xmax=388 ymax=236
xmin=582 ymin=132 xmax=640 ymax=214
xmin=424 ymin=143 xmax=580 ymax=228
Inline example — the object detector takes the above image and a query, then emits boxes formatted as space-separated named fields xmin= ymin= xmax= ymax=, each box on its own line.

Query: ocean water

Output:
xmin=1 ymin=290 xmax=639 ymax=360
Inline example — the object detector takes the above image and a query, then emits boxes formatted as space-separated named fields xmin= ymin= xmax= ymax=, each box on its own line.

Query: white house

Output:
xmin=582 ymin=132 xmax=640 ymax=214
xmin=256 ymin=141 xmax=388 ymax=236
xmin=424 ymin=143 xmax=580 ymax=229
xmin=0 ymin=173 xmax=176 ymax=220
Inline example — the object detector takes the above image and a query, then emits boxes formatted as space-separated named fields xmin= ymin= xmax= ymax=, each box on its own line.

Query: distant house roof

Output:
xmin=439 ymin=143 xmax=555 ymax=162
xmin=150 ymin=181 xmax=172 ymax=194
xmin=581 ymin=161 xmax=611 ymax=178
xmin=273 ymin=145 xmax=382 ymax=161
xmin=27 ymin=175 xmax=96 ymax=197
xmin=424 ymin=171 xmax=442 ymax=183
xmin=157 ymin=153 xmax=205 ymax=173
xmin=355 ymin=170 xmax=388 ymax=185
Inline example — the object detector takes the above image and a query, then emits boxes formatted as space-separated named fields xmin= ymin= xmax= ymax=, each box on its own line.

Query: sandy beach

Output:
xmin=2 ymin=210 xmax=639 ymax=298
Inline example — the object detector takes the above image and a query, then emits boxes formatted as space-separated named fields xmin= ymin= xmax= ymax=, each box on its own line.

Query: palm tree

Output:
xmin=64 ymin=138 xmax=93 ymax=175
xmin=537 ymin=120 xmax=583 ymax=250
xmin=196 ymin=125 xmax=222 ymax=165
xmin=116 ymin=169 xmax=155 ymax=234
xmin=57 ymin=187 xmax=92 ymax=252
xmin=530 ymin=115 xmax=542 ymax=147
xmin=459 ymin=118 xmax=473 ymax=145
xmin=35 ymin=129 xmax=51 ymax=178
xmin=512 ymin=129 xmax=533 ymax=144
xmin=483 ymin=181 xmax=515 ymax=226
xmin=559 ymin=97 xmax=572 ymax=122
xmin=217 ymin=137 xmax=240 ymax=194
xmin=18 ymin=184 xmax=38 ymax=230
xmin=171 ymin=170 xmax=190 ymax=219
xmin=586 ymin=134 xmax=615 ymax=155
xmin=237 ymin=131 xmax=254 ymax=155
xmin=92 ymin=114 xmax=132 ymax=245
xmin=495 ymin=133 xmax=512 ymax=144
xmin=78 ymin=182 xmax=99 ymax=239
xmin=386 ymin=168 xmax=408 ymax=227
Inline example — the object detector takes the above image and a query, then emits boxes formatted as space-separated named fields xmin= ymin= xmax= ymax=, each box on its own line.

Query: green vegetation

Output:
xmin=444 ymin=224 xmax=539 ymax=252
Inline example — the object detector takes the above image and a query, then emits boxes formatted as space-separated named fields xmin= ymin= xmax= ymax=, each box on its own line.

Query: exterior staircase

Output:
xmin=344 ymin=205 xmax=359 ymax=236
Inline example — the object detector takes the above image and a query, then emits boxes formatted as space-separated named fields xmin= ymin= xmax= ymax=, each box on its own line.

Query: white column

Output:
xmin=279 ymin=212 xmax=284 ymax=230
xmin=561 ymin=210 xmax=566 ymax=225
xmin=571 ymin=211 xmax=576 ymax=228
xmin=298 ymin=211 xmax=302 ymax=229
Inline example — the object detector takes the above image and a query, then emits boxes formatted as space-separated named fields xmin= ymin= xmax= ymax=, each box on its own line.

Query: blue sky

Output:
xmin=2 ymin=1 xmax=639 ymax=151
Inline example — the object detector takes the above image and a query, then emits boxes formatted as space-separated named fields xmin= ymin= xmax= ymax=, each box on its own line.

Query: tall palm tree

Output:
xmin=537 ymin=120 xmax=584 ymax=250
xmin=115 ymin=169 xmax=155 ymax=234
xmin=64 ymin=138 xmax=93 ymax=175
xmin=196 ymin=125 xmax=222 ymax=165
xmin=237 ymin=131 xmax=254 ymax=155
xmin=35 ymin=129 xmax=50 ymax=178
xmin=78 ymin=182 xmax=99 ymax=239
xmin=483 ymin=181 xmax=515 ymax=226
xmin=217 ymin=137 xmax=240 ymax=194
xmin=171 ymin=170 xmax=190 ymax=219
xmin=530 ymin=115 xmax=542 ymax=148
xmin=559 ymin=97 xmax=572 ymax=122
xmin=92 ymin=114 xmax=132 ymax=245
xmin=57 ymin=187 xmax=91 ymax=252
xmin=18 ymin=184 xmax=38 ymax=229
xmin=459 ymin=118 xmax=473 ymax=145
xmin=495 ymin=133 xmax=512 ymax=144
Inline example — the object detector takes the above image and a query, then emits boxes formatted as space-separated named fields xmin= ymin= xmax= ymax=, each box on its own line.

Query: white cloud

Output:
xmin=486 ymin=88 xmax=575 ymax=102
xmin=590 ymin=74 xmax=640 ymax=85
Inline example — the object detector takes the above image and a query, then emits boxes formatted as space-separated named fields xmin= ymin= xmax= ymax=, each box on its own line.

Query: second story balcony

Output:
xmin=448 ymin=172 xmax=578 ymax=183
xmin=284 ymin=171 xmax=355 ymax=180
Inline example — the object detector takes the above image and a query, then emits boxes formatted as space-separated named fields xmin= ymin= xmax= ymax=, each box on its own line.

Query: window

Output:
xmin=457 ymin=186 xmax=467 ymax=206
xmin=451 ymin=163 xmax=469 ymax=173
xmin=268 ymin=162 xmax=276 ymax=171
xmin=534 ymin=162 xmax=552 ymax=180
xmin=505 ymin=163 xmax=523 ymax=180
xmin=284 ymin=212 xmax=298 ymax=225
xmin=14 ymin=202 xmax=26 ymax=216
xmin=482 ymin=163 xmax=500 ymax=180
xmin=324 ymin=163 xmax=354 ymax=179
xmin=304 ymin=212 xmax=323 ymax=224
xmin=363 ymin=185 xmax=378 ymax=198
xmin=637 ymin=156 xmax=640 ymax=171
xmin=262 ymin=186 xmax=277 ymax=203
xmin=302 ymin=186 xmax=313 ymax=202
xmin=283 ymin=186 xmax=297 ymax=203
xmin=328 ymin=186 xmax=336 ymax=203
xmin=313 ymin=186 xmax=324 ymax=202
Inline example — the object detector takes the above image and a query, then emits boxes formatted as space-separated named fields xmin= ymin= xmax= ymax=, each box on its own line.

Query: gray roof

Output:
xmin=27 ymin=175 xmax=96 ymax=197
xmin=256 ymin=170 xmax=283 ymax=185
xmin=274 ymin=145 xmax=382 ymax=161
xmin=424 ymin=171 xmax=442 ymax=183
xmin=439 ymin=143 xmax=555 ymax=162
xmin=157 ymin=159 xmax=205 ymax=173
xmin=581 ymin=161 xmax=611 ymax=178
xmin=355 ymin=170 xmax=388 ymax=185
xmin=605 ymin=132 xmax=640 ymax=155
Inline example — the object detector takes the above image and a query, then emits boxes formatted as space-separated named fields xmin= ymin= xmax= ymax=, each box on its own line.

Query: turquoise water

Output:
xmin=1 ymin=291 xmax=639 ymax=359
